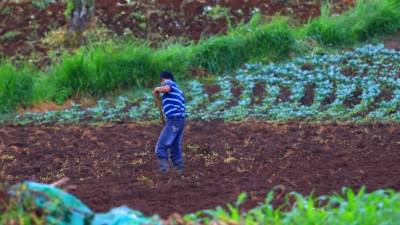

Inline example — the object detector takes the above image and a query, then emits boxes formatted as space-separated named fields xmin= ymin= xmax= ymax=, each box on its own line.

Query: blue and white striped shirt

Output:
xmin=162 ymin=80 xmax=186 ymax=118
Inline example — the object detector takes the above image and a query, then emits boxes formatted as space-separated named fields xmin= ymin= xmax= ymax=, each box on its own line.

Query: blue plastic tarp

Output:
xmin=9 ymin=182 xmax=161 ymax=225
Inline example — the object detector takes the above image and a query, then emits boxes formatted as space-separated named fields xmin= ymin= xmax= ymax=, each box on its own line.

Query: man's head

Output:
xmin=160 ymin=71 xmax=175 ymax=83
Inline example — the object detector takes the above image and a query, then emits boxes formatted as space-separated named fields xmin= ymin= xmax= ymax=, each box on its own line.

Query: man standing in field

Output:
xmin=152 ymin=71 xmax=186 ymax=174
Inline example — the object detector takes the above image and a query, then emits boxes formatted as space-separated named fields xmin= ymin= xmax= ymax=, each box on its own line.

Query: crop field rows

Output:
xmin=7 ymin=44 xmax=400 ymax=125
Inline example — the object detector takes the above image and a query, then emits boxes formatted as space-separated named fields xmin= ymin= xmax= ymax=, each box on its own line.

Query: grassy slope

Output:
xmin=0 ymin=0 xmax=399 ymax=113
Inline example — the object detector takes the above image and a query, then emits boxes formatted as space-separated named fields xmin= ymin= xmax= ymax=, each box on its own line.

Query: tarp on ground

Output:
xmin=9 ymin=181 xmax=161 ymax=225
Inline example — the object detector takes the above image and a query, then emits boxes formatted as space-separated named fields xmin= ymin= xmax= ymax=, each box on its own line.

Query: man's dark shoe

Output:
xmin=173 ymin=163 xmax=184 ymax=175
xmin=158 ymin=158 xmax=169 ymax=173
xmin=175 ymin=168 xmax=183 ymax=175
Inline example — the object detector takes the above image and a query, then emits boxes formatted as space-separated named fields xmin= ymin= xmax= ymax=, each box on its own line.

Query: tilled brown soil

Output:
xmin=1 ymin=121 xmax=400 ymax=218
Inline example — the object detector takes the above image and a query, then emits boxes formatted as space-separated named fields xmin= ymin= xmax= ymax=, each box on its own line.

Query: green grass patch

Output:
xmin=304 ymin=0 xmax=400 ymax=46
xmin=53 ymin=42 xmax=154 ymax=97
xmin=52 ymin=41 xmax=193 ymax=99
xmin=52 ymin=15 xmax=296 ymax=99
xmin=193 ymin=15 xmax=296 ymax=74
xmin=1 ymin=30 xmax=20 ymax=41
xmin=0 ymin=62 xmax=33 ymax=113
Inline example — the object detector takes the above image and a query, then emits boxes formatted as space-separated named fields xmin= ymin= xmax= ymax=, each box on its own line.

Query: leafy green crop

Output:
xmin=5 ymin=44 xmax=400 ymax=125
xmin=32 ymin=0 xmax=56 ymax=10
xmin=181 ymin=188 xmax=400 ymax=225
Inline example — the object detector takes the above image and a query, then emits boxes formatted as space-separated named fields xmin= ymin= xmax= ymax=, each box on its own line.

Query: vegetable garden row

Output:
xmin=5 ymin=44 xmax=399 ymax=124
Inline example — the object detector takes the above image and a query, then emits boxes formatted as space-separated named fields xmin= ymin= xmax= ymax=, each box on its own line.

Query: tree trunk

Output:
xmin=66 ymin=0 xmax=95 ymax=46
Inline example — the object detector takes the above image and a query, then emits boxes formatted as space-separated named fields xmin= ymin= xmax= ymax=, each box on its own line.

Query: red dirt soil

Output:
xmin=0 ymin=0 xmax=352 ymax=62
xmin=383 ymin=35 xmax=400 ymax=51
xmin=17 ymin=98 xmax=97 ymax=114
xmin=1 ymin=121 xmax=400 ymax=218
xmin=0 ymin=185 xmax=7 ymax=207
xmin=0 ymin=2 xmax=66 ymax=59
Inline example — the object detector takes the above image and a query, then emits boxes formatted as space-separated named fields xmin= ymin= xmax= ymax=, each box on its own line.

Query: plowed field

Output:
xmin=1 ymin=121 xmax=400 ymax=218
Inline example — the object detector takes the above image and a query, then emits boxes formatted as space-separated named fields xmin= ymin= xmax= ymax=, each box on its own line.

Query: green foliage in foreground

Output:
xmin=0 ymin=63 xmax=33 ymax=113
xmin=0 ymin=187 xmax=45 ymax=225
xmin=0 ymin=0 xmax=399 ymax=112
xmin=2 ymin=187 xmax=400 ymax=225
xmin=182 ymin=188 xmax=400 ymax=225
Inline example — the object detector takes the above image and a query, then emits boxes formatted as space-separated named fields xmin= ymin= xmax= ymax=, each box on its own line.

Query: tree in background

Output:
xmin=65 ymin=0 xmax=95 ymax=46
